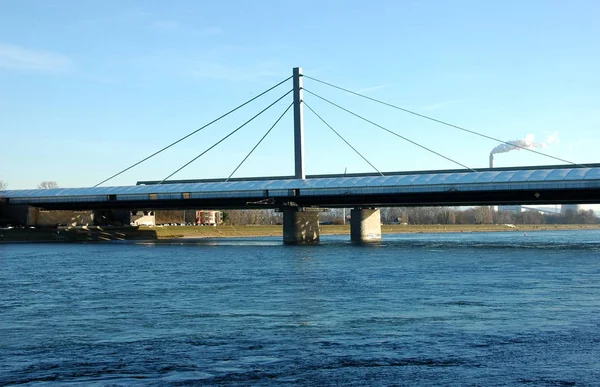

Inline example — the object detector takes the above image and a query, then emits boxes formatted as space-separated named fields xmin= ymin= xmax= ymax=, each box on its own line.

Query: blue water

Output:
xmin=2 ymin=230 xmax=600 ymax=386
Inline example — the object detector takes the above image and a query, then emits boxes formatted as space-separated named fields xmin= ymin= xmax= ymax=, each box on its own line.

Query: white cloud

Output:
xmin=0 ymin=43 xmax=72 ymax=72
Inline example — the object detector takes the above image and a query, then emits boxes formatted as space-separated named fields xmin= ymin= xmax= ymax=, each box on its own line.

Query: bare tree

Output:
xmin=436 ymin=207 xmax=456 ymax=224
xmin=496 ymin=210 xmax=515 ymax=224
xmin=406 ymin=207 xmax=440 ymax=224
xmin=521 ymin=210 xmax=543 ymax=224
xmin=0 ymin=180 xmax=7 ymax=190
xmin=380 ymin=207 xmax=405 ymax=224
xmin=38 ymin=181 xmax=59 ymax=189
xmin=223 ymin=209 xmax=280 ymax=225
xmin=473 ymin=206 xmax=494 ymax=224
xmin=577 ymin=209 xmax=598 ymax=224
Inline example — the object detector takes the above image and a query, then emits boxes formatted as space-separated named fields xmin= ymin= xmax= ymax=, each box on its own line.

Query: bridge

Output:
xmin=1 ymin=68 xmax=599 ymax=243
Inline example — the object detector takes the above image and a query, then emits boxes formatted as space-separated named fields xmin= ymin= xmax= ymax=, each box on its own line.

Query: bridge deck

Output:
xmin=2 ymin=165 xmax=600 ymax=209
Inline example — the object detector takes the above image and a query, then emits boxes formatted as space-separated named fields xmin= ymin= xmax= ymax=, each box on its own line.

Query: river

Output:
xmin=1 ymin=230 xmax=600 ymax=386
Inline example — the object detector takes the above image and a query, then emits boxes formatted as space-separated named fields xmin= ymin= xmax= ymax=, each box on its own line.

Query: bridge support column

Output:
xmin=282 ymin=207 xmax=319 ymax=244
xmin=350 ymin=208 xmax=381 ymax=242
xmin=0 ymin=198 xmax=7 ymax=223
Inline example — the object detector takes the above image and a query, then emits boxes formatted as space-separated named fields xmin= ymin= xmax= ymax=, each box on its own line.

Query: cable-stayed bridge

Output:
xmin=2 ymin=68 xmax=599 ymax=243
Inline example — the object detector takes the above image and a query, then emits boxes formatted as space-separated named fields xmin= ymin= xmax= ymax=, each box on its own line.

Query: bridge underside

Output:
xmin=16 ymin=188 xmax=599 ymax=211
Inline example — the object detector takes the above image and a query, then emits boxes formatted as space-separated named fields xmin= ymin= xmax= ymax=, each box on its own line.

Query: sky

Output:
xmin=1 ymin=0 xmax=599 ymax=191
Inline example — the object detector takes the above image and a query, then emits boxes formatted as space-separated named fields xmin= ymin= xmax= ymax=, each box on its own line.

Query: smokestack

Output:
xmin=489 ymin=153 xmax=494 ymax=169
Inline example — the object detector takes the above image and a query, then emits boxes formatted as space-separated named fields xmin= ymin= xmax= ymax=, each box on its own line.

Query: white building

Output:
xmin=130 ymin=210 xmax=155 ymax=226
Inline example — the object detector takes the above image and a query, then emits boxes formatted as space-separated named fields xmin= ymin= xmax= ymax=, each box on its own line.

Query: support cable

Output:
xmin=304 ymin=102 xmax=384 ymax=176
xmin=94 ymin=76 xmax=293 ymax=187
xmin=226 ymin=102 xmax=293 ymax=181
xmin=304 ymin=75 xmax=586 ymax=168
xmin=158 ymin=89 xmax=293 ymax=184
xmin=304 ymin=89 xmax=477 ymax=172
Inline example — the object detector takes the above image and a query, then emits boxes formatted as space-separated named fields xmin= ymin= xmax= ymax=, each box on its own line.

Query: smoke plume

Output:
xmin=490 ymin=132 xmax=559 ymax=156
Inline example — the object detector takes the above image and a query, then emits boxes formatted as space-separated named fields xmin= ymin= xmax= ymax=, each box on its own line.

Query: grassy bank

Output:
xmin=1 ymin=223 xmax=600 ymax=243
xmin=144 ymin=223 xmax=600 ymax=239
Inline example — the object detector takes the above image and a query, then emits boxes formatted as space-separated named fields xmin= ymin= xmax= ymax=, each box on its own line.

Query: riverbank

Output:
xmin=1 ymin=223 xmax=600 ymax=243
xmin=151 ymin=223 xmax=600 ymax=238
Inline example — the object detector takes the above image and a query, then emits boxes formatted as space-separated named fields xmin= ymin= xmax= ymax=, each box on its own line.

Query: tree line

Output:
xmin=0 ymin=181 xmax=59 ymax=190
xmin=222 ymin=206 xmax=599 ymax=226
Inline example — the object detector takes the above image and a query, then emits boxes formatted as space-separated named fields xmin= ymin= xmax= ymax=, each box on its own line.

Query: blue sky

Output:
xmin=1 ymin=0 xmax=599 ymax=190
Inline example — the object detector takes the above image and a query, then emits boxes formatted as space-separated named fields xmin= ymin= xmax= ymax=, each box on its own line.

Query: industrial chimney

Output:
xmin=489 ymin=154 xmax=494 ymax=169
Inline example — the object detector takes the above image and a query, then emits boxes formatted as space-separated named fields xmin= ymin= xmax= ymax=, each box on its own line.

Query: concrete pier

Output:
xmin=0 ymin=198 xmax=7 ymax=222
xmin=350 ymin=208 xmax=381 ymax=242
xmin=282 ymin=207 xmax=320 ymax=244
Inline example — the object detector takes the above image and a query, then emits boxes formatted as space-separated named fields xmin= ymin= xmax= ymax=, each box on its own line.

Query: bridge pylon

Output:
xmin=293 ymin=67 xmax=305 ymax=179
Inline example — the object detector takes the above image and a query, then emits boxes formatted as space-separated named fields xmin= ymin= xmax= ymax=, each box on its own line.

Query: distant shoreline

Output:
xmin=1 ymin=224 xmax=599 ymax=243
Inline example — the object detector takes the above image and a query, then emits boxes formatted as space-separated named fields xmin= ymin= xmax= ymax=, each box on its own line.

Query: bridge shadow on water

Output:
xmin=0 ymin=226 xmax=158 ymax=243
